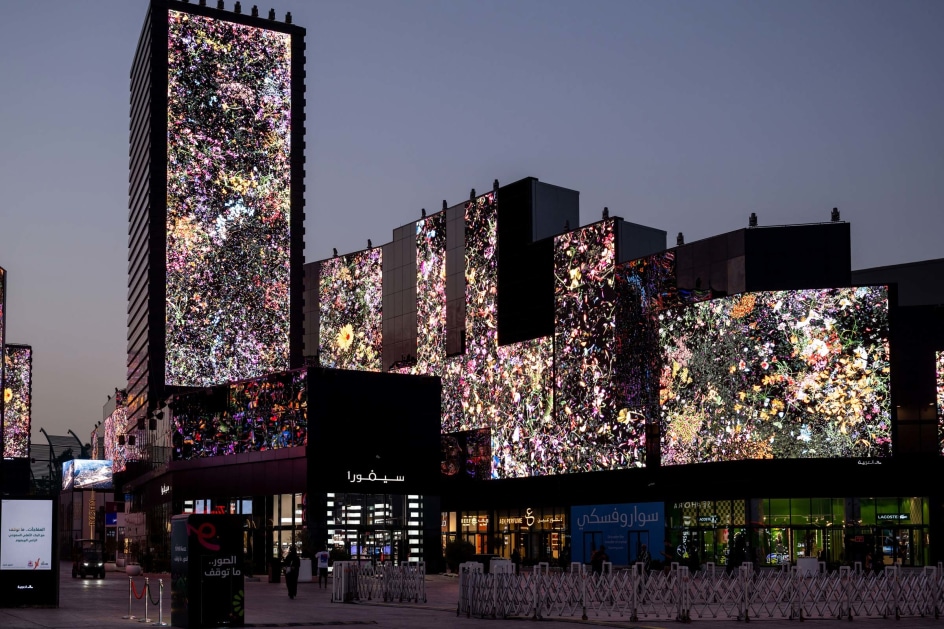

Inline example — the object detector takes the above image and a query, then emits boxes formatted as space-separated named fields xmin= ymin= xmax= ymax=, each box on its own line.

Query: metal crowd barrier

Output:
xmin=331 ymin=561 xmax=427 ymax=604
xmin=122 ymin=576 xmax=169 ymax=626
xmin=458 ymin=561 xmax=944 ymax=622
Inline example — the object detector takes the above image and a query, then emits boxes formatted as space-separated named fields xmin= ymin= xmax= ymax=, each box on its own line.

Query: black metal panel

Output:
xmin=744 ymin=223 xmax=852 ymax=292
xmin=307 ymin=368 xmax=441 ymax=495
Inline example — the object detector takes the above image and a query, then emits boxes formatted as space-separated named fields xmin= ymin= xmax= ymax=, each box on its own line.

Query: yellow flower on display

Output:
xmin=336 ymin=324 xmax=354 ymax=351
xmin=3 ymin=388 xmax=11 ymax=404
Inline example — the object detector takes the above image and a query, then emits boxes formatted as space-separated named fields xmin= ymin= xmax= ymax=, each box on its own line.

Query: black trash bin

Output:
xmin=269 ymin=560 xmax=281 ymax=583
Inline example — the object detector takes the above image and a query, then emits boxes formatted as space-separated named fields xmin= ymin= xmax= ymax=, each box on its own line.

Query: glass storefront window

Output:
xmin=767 ymin=499 xmax=790 ymax=527
xmin=790 ymin=499 xmax=811 ymax=526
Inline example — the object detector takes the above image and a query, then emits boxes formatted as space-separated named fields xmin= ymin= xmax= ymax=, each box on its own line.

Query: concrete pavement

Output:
xmin=1 ymin=563 xmax=942 ymax=628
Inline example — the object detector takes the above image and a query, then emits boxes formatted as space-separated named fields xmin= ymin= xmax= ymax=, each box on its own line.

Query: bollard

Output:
xmin=155 ymin=579 xmax=169 ymax=627
xmin=139 ymin=577 xmax=152 ymax=623
xmin=123 ymin=576 xmax=138 ymax=620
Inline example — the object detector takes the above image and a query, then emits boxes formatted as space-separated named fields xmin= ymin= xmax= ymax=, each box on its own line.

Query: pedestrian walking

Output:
xmin=590 ymin=545 xmax=609 ymax=574
xmin=283 ymin=546 xmax=300 ymax=599
xmin=315 ymin=547 xmax=330 ymax=589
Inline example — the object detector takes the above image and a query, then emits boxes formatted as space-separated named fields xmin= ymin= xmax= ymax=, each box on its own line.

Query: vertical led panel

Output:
xmin=3 ymin=344 xmax=31 ymax=459
xmin=415 ymin=213 xmax=447 ymax=375
xmin=410 ymin=194 xmax=554 ymax=478
xmin=164 ymin=9 xmax=294 ymax=386
xmin=172 ymin=368 xmax=307 ymax=460
xmin=104 ymin=390 xmax=141 ymax=474
xmin=0 ymin=266 xmax=5 ymax=444
xmin=658 ymin=286 xmax=890 ymax=464
xmin=937 ymin=351 xmax=944 ymax=455
xmin=318 ymin=250 xmax=383 ymax=371
xmin=614 ymin=251 xmax=713 ymax=431
xmin=553 ymin=220 xmax=643 ymax=472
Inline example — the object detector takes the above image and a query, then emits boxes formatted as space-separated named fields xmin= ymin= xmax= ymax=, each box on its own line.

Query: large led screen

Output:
xmin=553 ymin=220 xmax=645 ymax=472
xmin=0 ymin=500 xmax=52 ymax=571
xmin=658 ymin=286 xmax=890 ymax=464
xmin=0 ymin=267 xmax=5 ymax=441
xmin=415 ymin=213 xmax=447 ymax=374
xmin=391 ymin=196 xmax=556 ymax=478
xmin=104 ymin=391 xmax=142 ymax=474
xmin=2 ymin=344 xmax=31 ymax=459
xmin=61 ymin=460 xmax=74 ymax=492
xmin=937 ymin=351 xmax=944 ymax=455
xmin=318 ymin=250 xmax=383 ymax=371
xmin=439 ymin=195 xmax=554 ymax=478
xmin=165 ymin=10 xmax=293 ymax=386
xmin=172 ymin=368 xmax=307 ymax=460
xmin=614 ymin=251 xmax=712 ymax=437
xmin=69 ymin=460 xmax=114 ymax=490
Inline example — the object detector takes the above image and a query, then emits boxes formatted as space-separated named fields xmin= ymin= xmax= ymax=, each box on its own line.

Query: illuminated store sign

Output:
xmin=347 ymin=470 xmax=405 ymax=484
xmin=499 ymin=509 xmax=565 ymax=528
xmin=877 ymin=514 xmax=910 ymax=521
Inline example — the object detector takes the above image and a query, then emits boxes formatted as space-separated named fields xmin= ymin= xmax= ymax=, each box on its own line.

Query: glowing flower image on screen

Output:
xmin=553 ymin=220 xmax=645 ymax=472
xmin=172 ymin=368 xmax=307 ymax=460
xmin=415 ymin=213 xmax=447 ymax=374
xmin=104 ymin=390 xmax=141 ymax=473
xmin=658 ymin=287 xmax=890 ymax=464
xmin=165 ymin=11 xmax=292 ymax=386
xmin=937 ymin=352 xmax=944 ymax=455
xmin=318 ymin=250 xmax=383 ymax=371
xmin=402 ymin=195 xmax=553 ymax=478
xmin=615 ymin=251 xmax=713 ymax=426
xmin=3 ymin=345 xmax=31 ymax=459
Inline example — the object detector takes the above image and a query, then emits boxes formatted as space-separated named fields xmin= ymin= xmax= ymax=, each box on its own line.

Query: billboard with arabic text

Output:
xmin=571 ymin=502 xmax=665 ymax=567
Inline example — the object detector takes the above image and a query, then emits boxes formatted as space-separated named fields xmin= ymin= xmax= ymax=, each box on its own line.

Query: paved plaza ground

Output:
xmin=1 ymin=563 xmax=942 ymax=629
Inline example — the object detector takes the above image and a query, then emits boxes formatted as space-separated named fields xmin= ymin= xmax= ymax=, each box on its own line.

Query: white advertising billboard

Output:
xmin=0 ymin=500 xmax=53 ymax=571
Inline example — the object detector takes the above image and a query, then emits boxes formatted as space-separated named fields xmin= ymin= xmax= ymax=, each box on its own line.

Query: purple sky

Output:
xmin=0 ymin=0 xmax=942 ymax=444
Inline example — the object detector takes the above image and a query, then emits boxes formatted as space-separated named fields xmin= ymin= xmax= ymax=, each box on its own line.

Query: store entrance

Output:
xmin=583 ymin=531 xmax=603 ymax=564
xmin=880 ymin=526 xmax=922 ymax=567
xmin=627 ymin=530 xmax=650 ymax=565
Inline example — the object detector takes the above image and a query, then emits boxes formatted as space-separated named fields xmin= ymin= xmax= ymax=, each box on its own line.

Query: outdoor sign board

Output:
xmin=171 ymin=514 xmax=244 ymax=628
xmin=571 ymin=502 xmax=665 ymax=567
xmin=0 ymin=498 xmax=58 ymax=607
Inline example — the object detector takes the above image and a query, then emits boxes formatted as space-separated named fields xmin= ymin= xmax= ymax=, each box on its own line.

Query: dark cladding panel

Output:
xmin=307 ymin=368 xmax=441 ymax=495
xmin=497 ymin=177 xmax=578 ymax=346
xmin=615 ymin=220 xmax=667 ymax=264
xmin=744 ymin=223 xmax=851 ymax=292
xmin=532 ymin=180 xmax=579 ymax=243
xmin=302 ymin=261 xmax=320 ymax=362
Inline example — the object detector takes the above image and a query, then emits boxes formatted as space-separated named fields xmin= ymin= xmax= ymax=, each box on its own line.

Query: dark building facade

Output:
xmin=306 ymin=181 xmax=942 ymax=570
xmin=126 ymin=174 xmax=942 ymax=573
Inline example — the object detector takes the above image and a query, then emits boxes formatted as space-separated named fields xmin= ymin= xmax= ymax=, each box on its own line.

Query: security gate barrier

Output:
xmin=458 ymin=562 xmax=944 ymax=622
xmin=331 ymin=561 xmax=427 ymax=604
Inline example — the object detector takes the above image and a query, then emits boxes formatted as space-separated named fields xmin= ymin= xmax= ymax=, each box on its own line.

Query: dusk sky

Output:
xmin=0 ymin=0 xmax=942 ymax=445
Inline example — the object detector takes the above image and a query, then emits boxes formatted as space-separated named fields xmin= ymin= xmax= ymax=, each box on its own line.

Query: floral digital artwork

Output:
xmin=553 ymin=220 xmax=645 ymax=472
xmin=937 ymin=351 xmax=944 ymax=455
xmin=172 ymin=368 xmax=307 ymax=460
xmin=165 ymin=11 xmax=293 ymax=386
xmin=104 ymin=390 xmax=143 ymax=473
xmin=658 ymin=287 xmax=890 ymax=463
xmin=318 ymin=249 xmax=383 ymax=371
xmin=415 ymin=212 xmax=447 ymax=375
xmin=3 ymin=344 xmax=31 ymax=459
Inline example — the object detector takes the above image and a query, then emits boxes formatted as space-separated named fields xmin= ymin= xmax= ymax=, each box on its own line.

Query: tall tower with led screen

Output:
xmin=0 ymin=266 xmax=5 ymax=453
xmin=128 ymin=1 xmax=305 ymax=438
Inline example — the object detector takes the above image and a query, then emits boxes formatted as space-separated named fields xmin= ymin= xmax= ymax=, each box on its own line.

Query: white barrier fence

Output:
xmin=331 ymin=561 xmax=427 ymax=604
xmin=458 ymin=562 xmax=944 ymax=622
